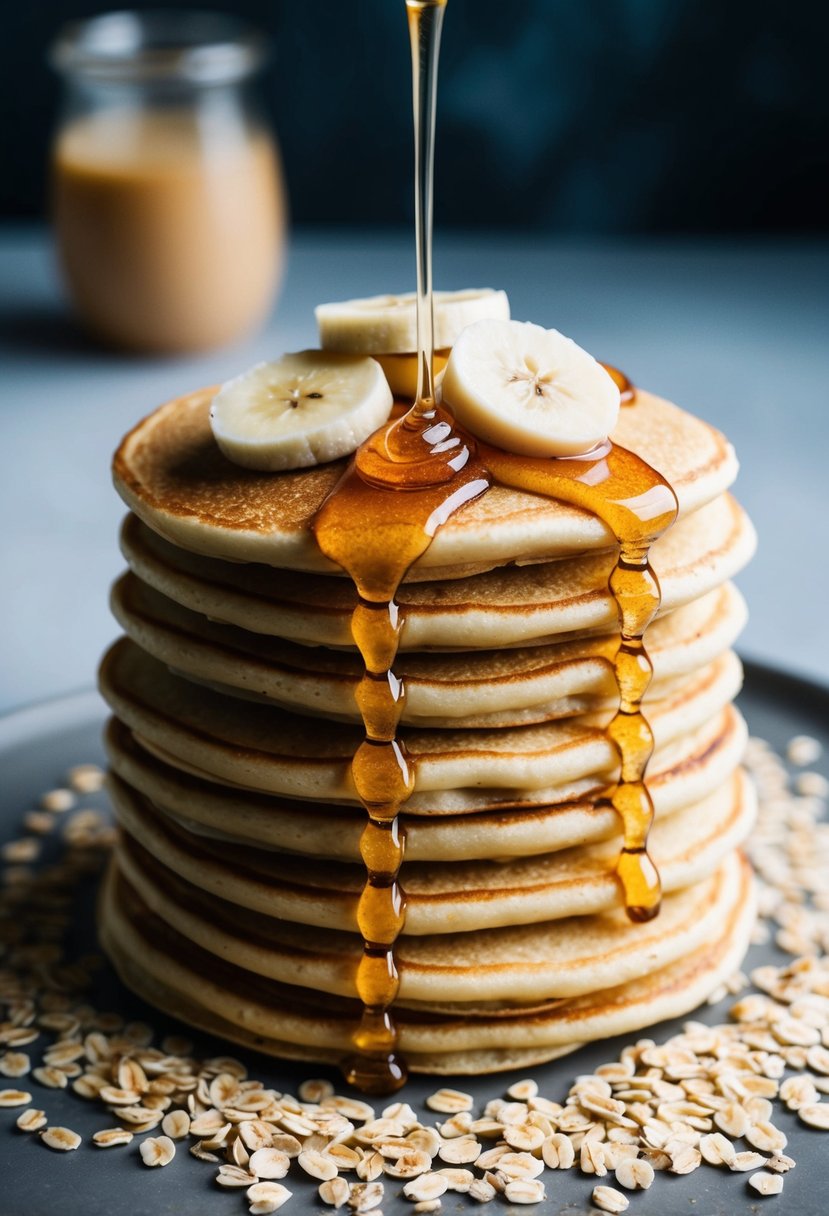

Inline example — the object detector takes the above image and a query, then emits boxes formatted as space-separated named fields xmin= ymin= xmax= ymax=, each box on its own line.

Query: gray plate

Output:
xmin=1 ymin=662 xmax=827 ymax=1216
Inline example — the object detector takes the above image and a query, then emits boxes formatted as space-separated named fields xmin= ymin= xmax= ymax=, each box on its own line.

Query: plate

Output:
xmin=0 ymin=663 xmax=827 ymax=1215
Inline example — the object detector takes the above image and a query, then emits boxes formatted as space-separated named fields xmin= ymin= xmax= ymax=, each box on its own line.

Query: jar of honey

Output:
xmin=49 ymin=11 xmax=286 ymax=353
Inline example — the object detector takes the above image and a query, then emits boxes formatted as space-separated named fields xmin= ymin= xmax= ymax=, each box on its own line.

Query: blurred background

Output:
xmin=4 ymin=0 xmax=828 ymax=234
xmin=1 ymin=0 xmax=828 ymax=714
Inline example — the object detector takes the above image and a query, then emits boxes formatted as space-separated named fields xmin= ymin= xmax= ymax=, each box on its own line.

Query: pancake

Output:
xmin=119 ymin=493 xmax=756 ymax=650
xmin=99 ymin=850 xmax=755 ymax=1070
xmin=111 ymin=571 xmax=748 ymax=728
xmin=98 ymin=638 xmax=742 ymax=803
xmin=104 ymin=710 xmax=747 ymax=859
xmin=113 ymin=387 xmax=737 ymax=577
xmin=108 ymin=767 xmax=755 ymax=937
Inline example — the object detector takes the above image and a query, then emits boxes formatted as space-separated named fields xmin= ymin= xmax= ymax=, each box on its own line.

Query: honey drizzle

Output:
xmin=312 ymin=0 xmax=488 ymax=1096
xmin=481 ymin=438 xmax=678 ymax=921
xmin=313 ymin=423 xmax=489 ymax=1093
xmin=310 ymin=0 xmax=675 ymax=1092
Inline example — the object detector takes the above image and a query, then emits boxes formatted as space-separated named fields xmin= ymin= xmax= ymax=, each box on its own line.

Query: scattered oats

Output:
xmin=320 ymin=1177 xmax=351 ymax=1208
xmin=247 ymin=1180 xmax=292 ymax=1214
xmin=16 ymin=1107 xmax=46 ymax=1132
xmin=495 ymin=1152 xmax=544 ymax=1181
xmin=402 ymin=1173 xmax=448 ymax=1202
xmin=425 ymin=1088 xmax=473 ymax=1114
xmin=93 ymin=1128 xmax=134 ymax=1148
xmin=807 ymin=1045 xmax=829 ymax=1074
xmin=2 ymin=837 xmax=41 ymax=863
xmin=714 ymin=1102 xmax=751 ymax=1138
xmin=190 ymin=1109 xmax=227 ymax=1135
xmin=468 ymin=1178 xmax=497 ymax=1203
xmin=666 ymin=1142 xmax=701 ymax=1174
xmin=67 ymin=763 xmax=105 ymax=793
xmin=296 ymin=1076 xmax=333 ymax=1102
xmin=348 ymin=1181 xmax=384 ymax=1212
xmin=30 ymin=1065 xmax=66 ymax=1094
xmin=580 ymin=1138 xmax=608 ymax=1176
xmin=158 ymin=1109 xmax=189 ymax=1139
xmin=383 ymin=1149 xmax=432 ymax=1179
xmin=23 ymin=810 xmax=57 ymax=835
xmin=614 ymin=1158 xmax=654 ymax=1190
xmin=140 ymin=1135 xmax=176 ymax=1166
xmin=766 ymin=1152 xmax=796 ymax=1173
xmin=503 ymin=1179 xmax=546 ymax=1204
xmin=503 ymin=1121 xmax=545 ymax=1152
xmin=249 ymin=1148 xmax=291 ymax=1179
xmin=592 ymin=1184 xmax=629 ymax=1213
xmin=542 ymin=1133 xmax=575 ymax=1170
xmin=357 ymin=1151 xmax=385 ymax=1181
xmin=748 ymin=1170 xmax=784 ymax=1196
xmin=41 ymin=1126 xmax=81 ymax=1151
xmin=483 ymin=1170 xmax=506 ymax=1194
xmin=323 ymin=1096 xmax=375 ymax=1122
xmin=299 ymin=1148 xmax=339 ymax=1181
xmin=787 ymin=735 xmax=822 ymax=766
xmin=699 ymin=1132 xmax=736 ymax=1166
xmin=271 ymin=1132 xmax=303 ymax=1158
xmin=191 ymin=1143 xmax=221 ymax=1163
xmin=798 ymin=1102 xmax=829 ymax=1129
xmin=0 ymin=1051 xmax=30 ymax=1077
xmin=729 ymin=1151 xmax=769 ymax=1172
xmin=117 ymin=1105 xmax=163 ymax=1127
xmin=39 ymin=788 xmax=75 ymax=812
xmin=407 ymin=1126 xmax=441 ymax=1157
xmin=506 ymin=1079 xmax=538 ymax=1101
xmin=0 ymin=1088 xmax=32 ymax=1106
xmin=475 ymin=1146 xmax=510 ymax=1171
xmin=435 ymin=1111 xmax=471 ymax=1139
xmin=325 ymin=1143 xmax=362 ymax=1171
xmin=217 ymin=1165 xmax=258 ymax=1188
xmin=436 ymin=1168 xmax=474 ymax=1191
xmin=413 ymin=1202 xmax=441 ymax=1214
xmin=436 ymin=1135 xmax=480 ymax=1165
xmin=746 ymin=1121 xmax=787 ymax=1153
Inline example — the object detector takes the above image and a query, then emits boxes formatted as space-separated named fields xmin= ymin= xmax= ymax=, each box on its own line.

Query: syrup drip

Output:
xmin=312 ymin=0 xmax=484 ymax=1095
xmin=481 ymin=439 xmax=678 ymax=921
xmin=313 ymin=417 xmax=489 ymax=1093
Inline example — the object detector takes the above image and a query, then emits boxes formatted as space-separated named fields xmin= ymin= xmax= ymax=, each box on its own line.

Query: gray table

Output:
xmin=1 ymin=226 xmax=827 ymax=712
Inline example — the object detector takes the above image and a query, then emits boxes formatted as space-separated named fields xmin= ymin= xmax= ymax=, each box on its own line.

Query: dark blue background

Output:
xmin=4 ymin=0 xmax=827 ymax=231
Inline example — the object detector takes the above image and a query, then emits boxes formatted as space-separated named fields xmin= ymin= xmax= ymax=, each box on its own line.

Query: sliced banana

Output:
xmin=316 ymin=288 xmax=510 ymax=354
xmin=210 ymin=351 xmax=393 ymax=472
xmin=441 ymin=319 xmax=621 ymax=458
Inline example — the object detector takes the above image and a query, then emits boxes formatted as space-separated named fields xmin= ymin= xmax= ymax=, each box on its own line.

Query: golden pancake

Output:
xmin=104 ymin=710 xmax=746 ymax=859
xmin=99 ymin=850 xmax=755 ymax=1070
xmin=119 ymin=493 xmax=755 ymax=649
xmin=111 ymin=571 xmax=748 ymax=727
xmin=108 ymin=767 xmax=754 ymax=938
xmin=98 ymin=638 xmax=742 ymax=803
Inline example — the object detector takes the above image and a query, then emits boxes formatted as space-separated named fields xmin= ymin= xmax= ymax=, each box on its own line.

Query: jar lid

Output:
xmin=49 ymin=10 xmax=268 ymax=85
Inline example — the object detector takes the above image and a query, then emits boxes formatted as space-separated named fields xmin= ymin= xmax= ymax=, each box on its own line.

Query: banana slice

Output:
xmin=441 ymin=319 xmax=621 ymax=458
xmin=210 ymin=351 xmax=393 ymax=471
xmin=316 ymin=288 xmax=510 ymax=354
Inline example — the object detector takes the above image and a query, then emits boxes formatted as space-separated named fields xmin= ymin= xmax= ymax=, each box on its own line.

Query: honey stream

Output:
xmin=312 ymin=0 xmax=678 ymax=1091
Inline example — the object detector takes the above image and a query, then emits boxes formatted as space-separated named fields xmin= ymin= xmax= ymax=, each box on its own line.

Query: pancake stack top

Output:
xmin=99 ymin=299 xmax=757 ymax=1088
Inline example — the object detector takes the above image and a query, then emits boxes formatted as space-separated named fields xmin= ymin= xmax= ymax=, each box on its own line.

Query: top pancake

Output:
xmin=113 ymin=386 xmax=737 ymax=577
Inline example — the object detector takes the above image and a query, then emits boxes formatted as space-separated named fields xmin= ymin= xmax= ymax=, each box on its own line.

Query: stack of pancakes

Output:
xmin=99 ymin=382 xmax=757 ymax=1074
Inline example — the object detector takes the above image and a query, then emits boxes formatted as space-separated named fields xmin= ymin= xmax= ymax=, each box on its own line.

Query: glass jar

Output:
xmin=49 ymin=11 xmax=286 ymax=353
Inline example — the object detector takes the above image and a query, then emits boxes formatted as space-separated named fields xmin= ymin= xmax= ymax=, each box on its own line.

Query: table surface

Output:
xmin=1 ymin=226 xmax=827 ymax=713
